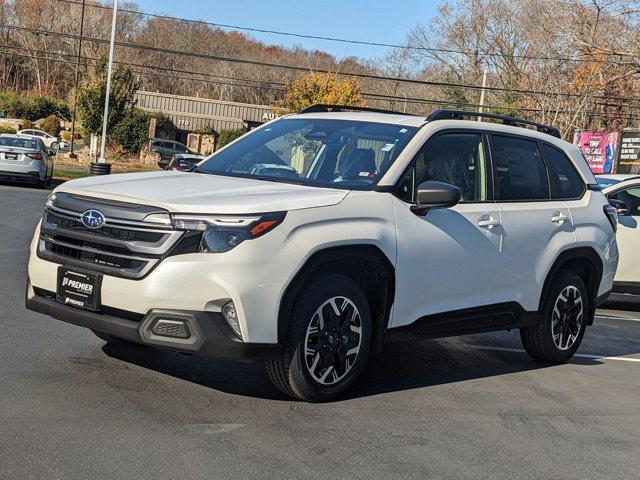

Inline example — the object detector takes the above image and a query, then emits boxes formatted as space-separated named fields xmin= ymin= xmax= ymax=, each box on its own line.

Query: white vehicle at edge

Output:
xmin=26 ymin=106 xmax=618 ymax=401
xmin=597 ymin=174 xmax=640 ymax=303
xmin=17 ymin=128 xmax=65 ymax=151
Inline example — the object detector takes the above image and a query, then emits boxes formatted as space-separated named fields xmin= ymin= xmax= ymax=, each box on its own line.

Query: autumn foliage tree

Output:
xmin=279 ymin=73 xmax=365 ymax=113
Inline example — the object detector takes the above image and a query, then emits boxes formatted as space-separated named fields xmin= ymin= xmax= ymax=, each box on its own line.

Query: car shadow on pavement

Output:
xmin=101 ymin=342 xmax=288 ymax=400
xmin=0 ymin=178 xmax=64 ymax=190
xmin=101 ymin=334 xmax=607 ymax=402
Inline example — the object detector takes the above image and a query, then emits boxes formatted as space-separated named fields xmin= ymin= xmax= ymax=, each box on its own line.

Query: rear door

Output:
xmin=391 ymin=130 xmax=502 ymax=328
xmin=489 ymin=134 xmax=575 ymax=311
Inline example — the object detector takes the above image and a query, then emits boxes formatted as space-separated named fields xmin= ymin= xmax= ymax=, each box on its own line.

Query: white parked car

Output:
xmin=17 ymin=129 xmax=64 ymax=151
xmin=597 ymin=174 xmax=640 ymax=303
xmin=25 ymin=106 xmax=618 ymax=401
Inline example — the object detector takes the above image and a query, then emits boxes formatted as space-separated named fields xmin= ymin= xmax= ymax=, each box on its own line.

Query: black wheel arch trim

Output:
xmin=278 ymin=245 xmax=395 ymax=353
xmin=539 ymin=247 xmax=603 ymax=325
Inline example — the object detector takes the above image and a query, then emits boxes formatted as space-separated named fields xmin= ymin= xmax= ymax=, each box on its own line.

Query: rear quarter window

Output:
xmin=542 ymin=144 xmax=585 ymax=199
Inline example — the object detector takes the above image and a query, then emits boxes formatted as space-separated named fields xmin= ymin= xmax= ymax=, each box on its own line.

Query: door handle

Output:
xmin=551 ymin=212 xmax=568 ymax=225
xmin=478 ymin=217 xmax=501 ymax=229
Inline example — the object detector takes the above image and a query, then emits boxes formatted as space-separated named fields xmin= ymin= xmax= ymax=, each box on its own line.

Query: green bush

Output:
xmin=0 ymin=92 xmax=69 ymax=121
xmin=110 ymin=109 xmax=173 ymax=153
xmin=0 ymin=126 xmax=16 ymax=134
xmin=40 ymin=115 xmax=61 ymax=137
xmin=218 ymin=129 xmax=246 ymax=149
xmin=19 ymin=120 xmax=37 ymax=130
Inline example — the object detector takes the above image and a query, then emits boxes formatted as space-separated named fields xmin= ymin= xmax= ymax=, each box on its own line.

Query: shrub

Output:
xmin=218 ymin=129 xmax=246 ymax=149
xmin=19 ymin=120 xmax=37 ymax=130
xmin=40 ymin=115 xmax=61 ymax=136
xmin=110 ymin=109 xmax=173 ymax=153
xmin=0 ymin=126 xmax=16 ymax=134
xmin=0 ymin=92 xmax=69 ymax=121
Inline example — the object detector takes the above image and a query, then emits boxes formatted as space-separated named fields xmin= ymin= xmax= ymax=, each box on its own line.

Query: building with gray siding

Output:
xmin=134 ymin=91 xmax=277 ymax=143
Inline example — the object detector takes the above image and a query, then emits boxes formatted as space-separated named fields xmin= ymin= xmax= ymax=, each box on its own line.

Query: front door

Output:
xmin=391 ymin=131 xmax=501 ymax=328
xmin=607 ymin=184 xmax=640 ymax=285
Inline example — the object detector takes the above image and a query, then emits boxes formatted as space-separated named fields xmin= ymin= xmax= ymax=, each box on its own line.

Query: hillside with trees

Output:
xmin=0 ymin=0 xmax=639 ymax=138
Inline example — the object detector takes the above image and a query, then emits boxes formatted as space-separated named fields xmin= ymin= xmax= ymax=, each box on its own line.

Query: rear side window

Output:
xmin=491 ymin=135 xmax=549 ymax=201
xmin=542 ymin=144 xmax=585 ymax=199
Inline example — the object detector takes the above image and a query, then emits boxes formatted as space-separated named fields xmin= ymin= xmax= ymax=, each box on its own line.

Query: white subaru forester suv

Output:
xmin=26 ymin=106 xmax=618 ymax=401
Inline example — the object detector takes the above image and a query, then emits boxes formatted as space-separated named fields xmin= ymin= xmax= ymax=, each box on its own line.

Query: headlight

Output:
xmin=45 ymin=192 xmax=57 ymax=208
xmin=171 ymin=212 xmax=286 ymax=253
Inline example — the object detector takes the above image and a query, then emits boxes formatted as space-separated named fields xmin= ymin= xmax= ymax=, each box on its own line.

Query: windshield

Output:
xmin=0 ymin=136 xmax=39 ymax=149
xmin=596 ymin=177 xmax=622 ymax=188
xmin=197 ymin=119 xmax=418 ymax=188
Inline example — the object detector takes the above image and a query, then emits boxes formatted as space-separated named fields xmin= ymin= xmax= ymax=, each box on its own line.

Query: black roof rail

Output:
xmin=426 ymin=109 xmax=561 ymax=138
xmin=298 ymin=104 xmax=408 ymax=116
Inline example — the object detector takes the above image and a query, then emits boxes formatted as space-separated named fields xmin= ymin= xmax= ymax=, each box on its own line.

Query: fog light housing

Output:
xmin=222 ymin=301 xmax=242 ymax=339
xmin=151 ymin=319 xmax=190 ymax=339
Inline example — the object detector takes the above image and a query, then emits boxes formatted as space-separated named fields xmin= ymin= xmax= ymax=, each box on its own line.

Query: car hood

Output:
xmin=55 ymin=171 xmax=350 ymax=214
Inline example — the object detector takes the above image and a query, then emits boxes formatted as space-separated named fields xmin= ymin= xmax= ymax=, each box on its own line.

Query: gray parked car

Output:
xmin=0 ymin=134 xmax=54 ymax=188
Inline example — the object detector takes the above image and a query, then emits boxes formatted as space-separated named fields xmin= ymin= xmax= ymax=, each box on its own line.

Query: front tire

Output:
xmin=266 ymin=274 xmax=372 ymax=402
xmin=521 ymin=270 xmax=588 ymax=363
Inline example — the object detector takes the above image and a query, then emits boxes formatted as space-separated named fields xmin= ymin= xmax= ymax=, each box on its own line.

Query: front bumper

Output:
xmin=25 ymin=283 xmax=283 ymax=359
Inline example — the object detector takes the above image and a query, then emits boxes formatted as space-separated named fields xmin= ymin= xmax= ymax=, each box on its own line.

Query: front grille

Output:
xmin=38 ymin=200 xmax=183 ymax=279
xmin=45 ymin=212 xmax=166 ymax=243
xmin=47 ymin=240 xmax=146 ymax=270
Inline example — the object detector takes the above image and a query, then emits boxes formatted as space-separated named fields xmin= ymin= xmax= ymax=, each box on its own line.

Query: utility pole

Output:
xmin=91 ymin=0 xmax=118 ymax=175
xmin=68 ymin=0 xmax=85 ymax=159
xmin=478 ymin=68 xmax=488 ymax=121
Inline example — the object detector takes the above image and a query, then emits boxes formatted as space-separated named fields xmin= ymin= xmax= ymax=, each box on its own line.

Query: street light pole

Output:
xmin=92 ymin=0 xmax=118 ymax=175
xmin=68 ymin=0 xmax=85 ymax=159
xmin=478 ymin=68 xmax=488 ymax=121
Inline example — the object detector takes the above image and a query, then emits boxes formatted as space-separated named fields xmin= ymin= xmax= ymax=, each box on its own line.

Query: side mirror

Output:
xmin=609 ymin=198 xmax=628 ymax=216
xmin=411 ymin=180 xmax=461 ymax=216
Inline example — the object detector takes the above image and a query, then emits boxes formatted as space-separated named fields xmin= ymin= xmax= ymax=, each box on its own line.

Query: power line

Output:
xmin=3 ymin=23 xmax=640 ymax=105
xmin=55 ymin=0 xmax=640 ymax=66
xmin=4 ymin=44 xmax=640 ymax=121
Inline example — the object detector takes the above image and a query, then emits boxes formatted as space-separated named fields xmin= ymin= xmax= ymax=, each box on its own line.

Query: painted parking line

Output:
xmin=595 ymin=315 xmax=640 ymax=323
xmin=478 ymin=346 xmax=640 ymax=363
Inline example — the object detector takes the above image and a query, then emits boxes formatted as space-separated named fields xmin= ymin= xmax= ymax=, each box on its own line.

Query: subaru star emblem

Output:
xmin=80 ymin=209 xmax=106 ymax=229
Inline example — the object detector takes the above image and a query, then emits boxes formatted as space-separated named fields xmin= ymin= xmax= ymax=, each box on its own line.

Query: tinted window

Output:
xmin=609 ymin=186 xmax=640 ymax=216
xmin=405 ymin=133 xmax=487 ymax=203
xmin=492 ymin=135 xmax=549 ymax=201
xmin=543 ymin=144 xmax=584 ymax=198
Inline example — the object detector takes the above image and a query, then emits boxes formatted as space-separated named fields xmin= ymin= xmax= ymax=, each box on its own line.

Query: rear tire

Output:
xmin=521 ymin=270 xmax=588 ymax=363
xmin=266 ymin=274 xmax=372 ymax=402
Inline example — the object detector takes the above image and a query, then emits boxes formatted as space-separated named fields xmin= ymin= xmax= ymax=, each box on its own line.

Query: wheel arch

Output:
xmin=278 ymin=245 xmax=395 ymax=353
xmin=539 ymin=247 xmax=603 ymax=325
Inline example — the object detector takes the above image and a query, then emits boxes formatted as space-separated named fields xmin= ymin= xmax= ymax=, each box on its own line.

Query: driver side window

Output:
xmin=398 ymin=132 xmax=487 ymax=203
xmin=609 ymin=186 xmax=640 ymax=216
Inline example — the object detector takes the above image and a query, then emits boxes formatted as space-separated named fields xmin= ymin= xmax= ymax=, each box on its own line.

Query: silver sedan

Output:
xmin=0 ymin=134 xmax=54 ymax=188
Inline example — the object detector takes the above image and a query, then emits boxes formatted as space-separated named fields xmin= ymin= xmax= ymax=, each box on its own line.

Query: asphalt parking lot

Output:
xmin=1 ymin=182 xmax=639 ymax=480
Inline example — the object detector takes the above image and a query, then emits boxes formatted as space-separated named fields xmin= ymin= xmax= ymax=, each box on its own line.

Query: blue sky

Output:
xmin=136 ymin=0 xmax=442 ymax=60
